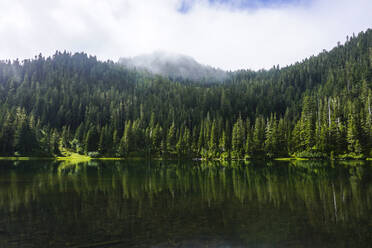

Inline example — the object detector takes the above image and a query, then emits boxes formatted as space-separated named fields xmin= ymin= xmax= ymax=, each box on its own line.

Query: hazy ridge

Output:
xmin=119 ymin=51 xmax=228 ymax=82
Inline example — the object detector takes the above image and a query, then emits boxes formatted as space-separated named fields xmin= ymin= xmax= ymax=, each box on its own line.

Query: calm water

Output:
xmin=0 ymin=160 xmax=371 ymax=248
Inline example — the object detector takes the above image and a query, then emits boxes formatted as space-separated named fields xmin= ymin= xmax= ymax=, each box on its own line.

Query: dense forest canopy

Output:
xmin=0 ymin=29 xmax=371 ymax=159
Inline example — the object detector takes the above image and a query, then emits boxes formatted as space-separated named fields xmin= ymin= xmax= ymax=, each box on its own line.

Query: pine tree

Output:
xmin=166 ymin=121 xmax=176 ymax=153
xmin=183 ymin=127 xmax=191 ymax=156
xmin=151 ymin=124 xmax=162 ymax=154
xmin=232 ymin=116 xmax=245 ymax=158
xmin=347 ymin=114 xmax=362 ymax=154
xmin=208 ymin=120 xmax=218 ymax=157
xmin=118 ymin=121 xmax=132 ymax=157
xmin=13 ymin=108 xmax=40 ymax=156
xmin=265 ymin=114 xmax=278 ymax=157
xmin=301 ymin=96 xmax=316 ymax=151
xmin=50 ymin=129 xmax=60 ymax=155
xmin=176 ymin=129 xmax=184 ymax=156
xmin=84 ymin=126 xmax=99 ymax=153
xmin=61 ymin=125 xmax=71 ymax=148
xmin=277 ymin=117 xmax=288 ymax=156
xmin=74 ymin=123 xmax=85 ymax=142
xmin=98 ymin=126 xmax=108 ymax=155
xmin=112 ymin=129 xmax=119 ymax=155
xmin=0 ymin=112 xmax=14 ymax=155
xmin=197 ymin=123 xmax=204 ymax=154
xmin=252 ymin=116 xmax=265 ymax=155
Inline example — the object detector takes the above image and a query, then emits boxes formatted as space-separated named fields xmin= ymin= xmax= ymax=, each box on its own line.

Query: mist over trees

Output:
xmin=0 ymin=29 xmax=371 ymax=159
xmin=119 ymin=51 xmax=228 ymax=83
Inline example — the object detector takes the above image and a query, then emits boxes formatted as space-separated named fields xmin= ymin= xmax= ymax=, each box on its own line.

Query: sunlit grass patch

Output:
xmin=56 ymin=153 xmax=91 ymax=162
xmin=94 ymin=157 xmax=125 ymax=160
xmin=274 ymin=157 xmax=309 ymax=161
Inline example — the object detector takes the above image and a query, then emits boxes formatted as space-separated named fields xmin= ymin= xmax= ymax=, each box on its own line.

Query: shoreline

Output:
xmin=0 ymin=156 xmax=371 ymax=162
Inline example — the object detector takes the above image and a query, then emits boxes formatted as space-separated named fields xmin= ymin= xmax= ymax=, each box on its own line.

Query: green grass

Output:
xmin=56 ymin=148 xmax=92 ymax=162
xmin=56 ymin=153 xmax=91 ymax=162
xmin=1 ymin=154 xmax=370 ymax=162
xmin=94 ymin=157 xmax=126 ymax=160
xmin=274 ymin=157 xmax=309 ymax=161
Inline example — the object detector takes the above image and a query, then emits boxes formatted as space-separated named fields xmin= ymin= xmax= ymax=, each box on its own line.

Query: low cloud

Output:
xmin=0 ymin=0 xmax=371 ymax=70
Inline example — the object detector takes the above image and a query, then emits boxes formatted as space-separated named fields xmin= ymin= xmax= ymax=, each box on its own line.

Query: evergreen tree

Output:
xmin=208 ymin=120 xmax=218 ymax=157
xmin=0 ymin=113 xmax=14 ymax=155
xmin=118 ymin=121 xmax=132 ymax=157
xmin=301 ymin=96 xmax=316 ymax=151
xmin=252 ymin=116 xmax=265 ymax=155
xmin=166 ymin=121 xmax=176 ymax=153
xmin=13 ymin=108 xmax=40 ymax=155
xmin=347 ymin=114 xmax=362 ymax=154
xmin=85 ymin=126 xmax=99 ymax=153
xmin=231 ymin=116 xmax=245 ymax=158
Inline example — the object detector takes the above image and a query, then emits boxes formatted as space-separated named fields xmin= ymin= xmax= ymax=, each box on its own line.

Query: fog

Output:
xmin=119 ymin=51 xmax=228 ymax=81
xmin=0 ymin=0 xmax=371 ymax=70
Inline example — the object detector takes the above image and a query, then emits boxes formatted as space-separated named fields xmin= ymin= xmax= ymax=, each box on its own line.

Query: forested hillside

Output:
xmin=119 ymin=51 xmax=227 ymax=82
xmin=0 ymin=30 xmax=371 ymax=159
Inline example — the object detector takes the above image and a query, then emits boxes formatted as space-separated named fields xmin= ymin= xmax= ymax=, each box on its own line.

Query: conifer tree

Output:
xmin=232 ymin=116 xmax=245 ymax=158
xmin=208 ymin=120 xmax=218 ymax=157
xmin=252 ymin=116 xmax=265 ymax=155
xmin=166 ymin=121 xmax=176 ymax=153
xmin=347 ymin=114 xmax=362 ymax=154
xmin=0 ymin=112 xmax=14 ymax=155
xmin=13 ymin=108 xmax=40 ymax=155
xmin=84 ymin=126 xmax=99 ymax=153
xmin=118 ymin=121 xmax=132 ymax=157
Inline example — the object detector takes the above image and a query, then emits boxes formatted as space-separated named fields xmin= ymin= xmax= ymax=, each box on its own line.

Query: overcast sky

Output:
xmin=0 ymin=0 xmax=371 ymax=70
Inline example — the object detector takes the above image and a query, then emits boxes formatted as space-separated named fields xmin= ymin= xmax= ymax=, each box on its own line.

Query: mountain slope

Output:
xmin=119 ymin=51 xmax=227 ymax=82
xmin=0 ymin=29 xmax=371 ymax=158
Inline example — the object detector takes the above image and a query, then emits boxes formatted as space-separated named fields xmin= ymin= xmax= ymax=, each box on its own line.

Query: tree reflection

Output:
xmin=0 ymin=160 xmax=371 ymax=247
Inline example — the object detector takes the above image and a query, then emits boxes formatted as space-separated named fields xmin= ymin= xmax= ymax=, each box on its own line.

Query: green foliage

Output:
xmin=232 ymin=116 xmax=245 ymax=158
xmin=0 ymin=30 xmax=371 ymax=159
xmin=84 ymin=126 xmax=99 ymax=153
xmin=295 ymin=151 xmax=328 ymax=159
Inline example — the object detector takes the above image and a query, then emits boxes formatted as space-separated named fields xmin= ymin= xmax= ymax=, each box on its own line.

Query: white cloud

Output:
xmin=0 ymin=0 xmax=371 ymax=70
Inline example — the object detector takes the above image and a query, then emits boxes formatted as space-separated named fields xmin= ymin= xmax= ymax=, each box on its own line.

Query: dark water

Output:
xmin=0 ymin=160 xmax=371 ymax=248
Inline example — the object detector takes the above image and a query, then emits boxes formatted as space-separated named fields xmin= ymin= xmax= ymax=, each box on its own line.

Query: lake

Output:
xmin=0 ymin=160 xmax=371 ymax=247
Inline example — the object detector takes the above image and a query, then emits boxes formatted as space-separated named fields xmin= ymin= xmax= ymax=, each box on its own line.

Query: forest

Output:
xmin=0 ymin=30 xmax=371 ymax=159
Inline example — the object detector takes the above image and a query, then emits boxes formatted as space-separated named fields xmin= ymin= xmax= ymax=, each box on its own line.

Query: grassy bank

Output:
xmin=0 ymin=154 xmax=125 ymax=163
xmin=56 ymin=153 xmax=91 ymax=162
xmin=0 ymin=155 xmax=371 ymax=162
xmin=274 ymin=157 xmax=309 ymax=161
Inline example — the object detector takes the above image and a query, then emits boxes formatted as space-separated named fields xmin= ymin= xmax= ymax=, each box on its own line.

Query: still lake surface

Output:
xmin=0 ymin=160 xmax=371 ymax=248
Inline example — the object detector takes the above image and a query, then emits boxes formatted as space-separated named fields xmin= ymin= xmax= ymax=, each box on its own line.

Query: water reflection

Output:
xmin=0 ymin=160 xmax=371 ymax=247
